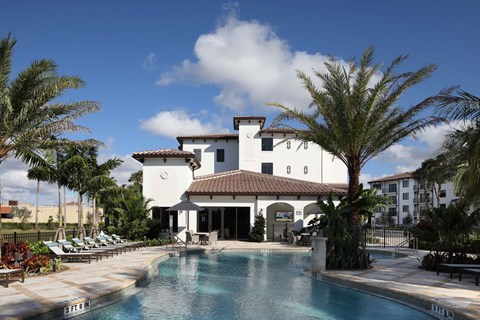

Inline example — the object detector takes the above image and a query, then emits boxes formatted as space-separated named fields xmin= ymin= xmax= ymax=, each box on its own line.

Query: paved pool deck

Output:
xmin=0 ymin=242 xmax=479 ymax=320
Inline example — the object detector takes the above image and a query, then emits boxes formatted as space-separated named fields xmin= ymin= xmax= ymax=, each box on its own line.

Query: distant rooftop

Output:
xmin=368 ymin=172 xmax=413 ymax=183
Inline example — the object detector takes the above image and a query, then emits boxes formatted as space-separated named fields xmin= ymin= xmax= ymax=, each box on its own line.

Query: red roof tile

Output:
xmin=132 ymin=149 xmax=201 ymax=168
xmin=187 ymin=170 xmax=348 ymax=197
xmin=233 ymin=116 xmax=266 ymax=130
xmin=177 ymin=133 xmax=239 ymax=144
xmin=368 ymin=172 xmax=413 ymax=183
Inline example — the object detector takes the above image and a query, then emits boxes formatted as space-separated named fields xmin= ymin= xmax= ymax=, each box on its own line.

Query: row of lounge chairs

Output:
xmin=43 ymin=234 xmax=143 ymax=264
xmin=436 ymin=263 xmax=480 ymax=286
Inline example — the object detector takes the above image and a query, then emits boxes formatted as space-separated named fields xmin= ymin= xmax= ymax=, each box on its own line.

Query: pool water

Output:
xmin=77 ymin=251 xmax=432 ymax=320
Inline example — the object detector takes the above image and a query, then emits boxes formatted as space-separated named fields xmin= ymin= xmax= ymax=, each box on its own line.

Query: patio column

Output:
xmin=311 ymin=237 xmax=327 ymax=273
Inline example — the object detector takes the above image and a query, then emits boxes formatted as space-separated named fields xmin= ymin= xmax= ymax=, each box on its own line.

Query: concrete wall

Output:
xmin=182 ymin=139 xmax=239 ymax=176
xmin=1 ymin=203 xmax=95 ymax=224
xmin=143 ymin=158 xmax=194 ymax=209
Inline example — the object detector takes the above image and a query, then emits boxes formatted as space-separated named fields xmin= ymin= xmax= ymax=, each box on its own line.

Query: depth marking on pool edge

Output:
xmin=431 ymin=304 xmax=454 ymax=320
xmin=64 ymin=300 xmax=91 ymax=319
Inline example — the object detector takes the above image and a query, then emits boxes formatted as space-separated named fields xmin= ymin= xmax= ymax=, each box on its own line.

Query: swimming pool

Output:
xmin=77 ymin=251 xmax=432 ymax=320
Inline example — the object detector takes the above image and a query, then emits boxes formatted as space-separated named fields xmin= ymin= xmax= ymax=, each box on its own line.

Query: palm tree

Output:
xmin=84 ymin=150 xmax=122 ymax=237
xmin=128 ymin=170 xmax=143 ymax=186
xmin=0 ymin=34 xmax=101 ymax=166
xmin=436 ymin=88 xmax=480 ymax=203
xmin=0 ymin=34 xmax=101 ymax=246
xmin=271 ymin=47 xmax=444 ymax=269
xmin=27 ymin=152 xmax=55 ymax=229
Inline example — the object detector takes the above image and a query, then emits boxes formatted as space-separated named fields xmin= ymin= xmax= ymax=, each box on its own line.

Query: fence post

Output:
xmin=38 ymin=230 xmax=41 ymax=242
xmin=383 ymin=227 xmax=386 ymax=248
xmin=13 ymin=232 xmax=17 ymax=244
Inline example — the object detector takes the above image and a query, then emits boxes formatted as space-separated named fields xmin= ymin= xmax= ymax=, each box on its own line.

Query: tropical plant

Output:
xmin=114 ymin=192 xmax=152 ymax=240
xmin=425 ymin=203 xmax=480 ymax=260
xmin=270 ymin=47 xmax=443 ymax=269
xmin=27 ymin=151 xmax=55 ymax=229
xmin=249 ymin=214 xmax=266 ymax=242
xmin=128 ymin=170 xmax=143 ymax=186
xmin=0 ymin=34 xmax=101 ymax=166
xmin=412 ymin=155 xmax=455 ymax=210
xmin=434 ymin=89 xmax=480 ymax=203
xmin=317 ymin=189 xmax=390 ymax=269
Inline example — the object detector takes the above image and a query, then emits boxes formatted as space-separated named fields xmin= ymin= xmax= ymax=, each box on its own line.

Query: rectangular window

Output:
xmin=372 ymin=183 xmax=382 ymax=190
xmin=388 ymin=208 xmax=397 ymax=215
xmin=402 ymin=193 xmax=409 ymax=200
xmin=403 ymin=205 xmax=409 ymax=212
xmin=439 ymin=190 xmax=446 ymax=198
xmin=402 ymin=180 xmax=409 ymax=188
xmin=193 ymin=148 xmax=202 ymax=162
xmin=216 ymin=149 xmax=224 ymax=162
xmin=389 ymin=195 xmax=397 ymax=204
xmin=261 ymin=138 xmax=273 ymax=151
xmin=388 ymin=184 xmax=397 ymax=193
xmin=261 ymin=163 xmax=273 ymax=175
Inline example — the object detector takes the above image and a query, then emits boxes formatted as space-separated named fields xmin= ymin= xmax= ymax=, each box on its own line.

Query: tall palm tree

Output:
xmin=27 ymin=151 xmax=55 ymax=229
xmin=0 ymin=34 xmax=101 ymax=166
xmin=436 ymin=88 xmax=480 ymax=203
xmin=271 ymin=47 xmax=444 ymax=269
xmin=86 ymin=155 xmax=122 ymax=237
xmin=0 ymin=34 xmax=102 ymax=247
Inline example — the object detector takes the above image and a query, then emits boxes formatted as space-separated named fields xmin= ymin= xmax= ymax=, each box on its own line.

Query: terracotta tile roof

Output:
xmin=177 ymin=133 xmax=239 ymax=144
xmin=186 ymin=170 xmax=348 ymax=197
xmin=132 ymin=149 xmax=201 ymax=168
xmin=0 ymin=207 xmax=11 ymax=214
xmin=368 ymin=172 xmax=413 ymax=183
xmin=233 ymin=116 xmax=266 ymax=130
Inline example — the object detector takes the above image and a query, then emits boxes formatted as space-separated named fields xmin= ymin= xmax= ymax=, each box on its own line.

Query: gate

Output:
xmin=363 ymin=226 xmax=411 ymax=248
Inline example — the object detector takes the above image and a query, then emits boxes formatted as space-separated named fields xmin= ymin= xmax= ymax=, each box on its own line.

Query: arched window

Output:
xmin=304 ymin=166 xmax=308 ymax=174
xmin=286 ymin=141 xmax=291 ymax=149
xmin=286 ymin=166 xmax=291 ymax=174
xmin=304 ymin=141 xmax=308 ymax=149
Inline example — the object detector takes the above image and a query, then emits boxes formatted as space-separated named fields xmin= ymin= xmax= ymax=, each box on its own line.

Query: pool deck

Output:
xmin=0 ymin=242 xmax=478 ymax=320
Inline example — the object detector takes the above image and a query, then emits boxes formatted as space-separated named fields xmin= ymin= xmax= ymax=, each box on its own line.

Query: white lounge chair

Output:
xmin=0 ymin=268 xmax=24 ymax=287
xmin=43 ymin=241 xmax=99 ymax=263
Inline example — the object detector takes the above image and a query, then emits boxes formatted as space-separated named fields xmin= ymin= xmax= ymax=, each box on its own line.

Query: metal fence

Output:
xmin=2 ymin=229 xmax=88 ymax=244
xmin=363 ymin=227 xmax=412 ymax=248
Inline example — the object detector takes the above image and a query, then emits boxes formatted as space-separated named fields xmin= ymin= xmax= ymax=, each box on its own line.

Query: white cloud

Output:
xmin=157 ymin=15 xmax=338 ymax=112
xmin=143 ymin=52 xmax=158 ymax=71
xmin=139 ymin=109 xmax=229 ymax=138
xmin=0 ymin=157 xmax=57 ymax=205
xmin=108 ymin=154 xmax=143 ymax=186
xmin=372 ymin=121 xmax=463 ymax=174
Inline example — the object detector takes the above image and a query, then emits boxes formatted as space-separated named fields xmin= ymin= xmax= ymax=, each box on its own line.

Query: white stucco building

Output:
xmin=133 ymin=116 xmax=348 ymax=241
xmin=368 ymin=172 xmax=457 ymax=226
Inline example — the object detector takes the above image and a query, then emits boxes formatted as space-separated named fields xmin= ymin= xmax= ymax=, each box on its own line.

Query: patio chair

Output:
xmin=205 ymin=231 xmax=218 ymax=245
xmin=84 ymin=237 xmax=100 ymax=248
xmin=72 ymin=237 xmax=91 ymax=250
xmin=0 ymin=268 xmax=24 ymax=288
xmin=287 ymin=231 xmax=296 ymax=245
xmin=43 ymin=241 xmax=99 ymax=263
xmin=186 ymin=230 xmax=199 ymax=245
xmin=437 ymin=263 xmax=480 ymax=279
xmin=58 ymin=240 xmax=81 ymax=253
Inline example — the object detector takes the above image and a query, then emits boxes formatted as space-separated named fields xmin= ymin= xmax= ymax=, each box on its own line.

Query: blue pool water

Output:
xmin=77 ymin=251 xmax=432 ymax=320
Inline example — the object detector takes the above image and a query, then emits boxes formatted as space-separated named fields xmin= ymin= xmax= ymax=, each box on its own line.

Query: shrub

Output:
xmin=249 ymin=214 xmax=265 ymax=242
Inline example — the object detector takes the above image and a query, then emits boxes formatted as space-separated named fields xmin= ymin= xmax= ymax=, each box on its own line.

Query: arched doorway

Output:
xmin=266 ymin=203 xmax=294 ymax=241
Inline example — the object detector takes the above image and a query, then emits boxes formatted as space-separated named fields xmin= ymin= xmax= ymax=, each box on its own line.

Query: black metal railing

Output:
xmin=363 ymin=226 xmax=411 ymax=248
xmin=2 ymin=229 xmax=90 ymax=244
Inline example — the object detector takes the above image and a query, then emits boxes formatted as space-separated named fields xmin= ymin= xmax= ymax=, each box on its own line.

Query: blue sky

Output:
xmin=1 ymin=0 xmax=479 ymax=204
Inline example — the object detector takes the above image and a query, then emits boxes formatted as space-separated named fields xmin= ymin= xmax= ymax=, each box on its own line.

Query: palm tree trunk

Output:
xmin=35 ymin=179 xmax=39 ymax=229
xmin=347 ymin=159 xmax=362 ymax=251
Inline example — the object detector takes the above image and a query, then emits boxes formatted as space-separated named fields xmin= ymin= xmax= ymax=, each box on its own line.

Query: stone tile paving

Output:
xmin=0 ymin=242 xmax=479 ymax=320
